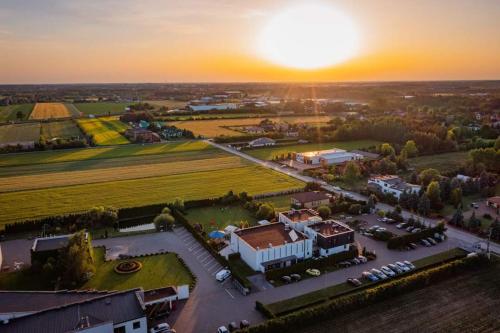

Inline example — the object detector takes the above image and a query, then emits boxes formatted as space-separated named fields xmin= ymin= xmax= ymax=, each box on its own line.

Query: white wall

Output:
xmin=319 ymin=244 xmax=350 ymax=257
xmin=113 ymin=317 xmax=148 ymax=333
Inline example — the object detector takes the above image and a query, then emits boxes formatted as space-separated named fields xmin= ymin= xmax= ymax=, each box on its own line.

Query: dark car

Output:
xmin=409 ymin=242 xmax=418 ymax=249
xmin=347 ymin=278 xmax=362 ymax=286
xmin=281 ymin=275 xmax=292 ymax=283
xmin=228 ymin=322 xmax=238 ymax=332
xmin=290 ymin=273 xmax=302 ymax=281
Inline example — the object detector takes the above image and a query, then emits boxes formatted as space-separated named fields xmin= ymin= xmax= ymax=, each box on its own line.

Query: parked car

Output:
xmin=471 ymin=202 xmax=479 ymax=209
xmin=411 ymin=228 xmax=422 ymax=233
xmin=427 ymin=237 xmax=437 ymax=245
xmin=396 ymin=261 xmax=411 ymax=272
xmin=216 ymin=269 xmax=231 ymax=282
xmin=403 ymin=260 xmax=416 ymax=270
xmin=338 ymin=261 xmax=352 ymax=268
xmin=362 ymin=271 xmax=379 ymax=282
xmin=306 ymin=268 xmax=321 ymax=276
xmin=420 ymin=239 xmax=431 ymax=247
xmin=228 ymin=322 xmax=238 ymax=332
xmin=357 ymin=255 xmax=368 ymax=263
xmin=409 ymin=242 xmax=418 ymax=249
xmin=381 ymin=266 xmax=396 ymax=277
xmin=217 ymin=326 xmax=229 ymax=333
xmin=376 ymin=227 xmax=387 ymax=232
xmin=150 ymin=323 xmax=176 ymax=333
xmin=347 ymin=278 xmax=362 ymax=286
xmin=281 ymin=275 xmax=292 ymax=284
xmin=350 ymin=258 xmax=361 ymax=265
xmin=388 ymin=263 xmax=403 ymax=274
xmin=406 ymin=226 xmax=414 ymax=232
xmin=368 ymin=225 xmax=381 ymax=232
xmin=396 ymin=223 xmax=406 ymax=229
xmin=370 ymin=268 xmax=388 ymax=279
xmin=240 ymin=320 xmax=250 ymax=329
xmin=290 ymin=273 xmax=302 ymax=281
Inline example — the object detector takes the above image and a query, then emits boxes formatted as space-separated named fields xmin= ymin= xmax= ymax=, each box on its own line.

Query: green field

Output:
xmin=0 ymin=104 xmax=34 ymax=121
xmin=0 ymin=123 xmax=40 ymax=144
xmin=0 ymin=165 xmax=304 ymax=224
xmin=0 ymin=140 xmax=212 ymax=168
xmin=77 ymin=116 xmax=130 ymax=145
xmin=41 ymin=120 xmax=83 ymax=140
xmin=245 ymin=140 xmax=382 ymax=160
xmin=65 ymin=103 xmax=83 ymax=117
xmin=73 ymin=102 xmax=131 ymax=115
xmin=257 ymin=194 xmax=294 ymax=211
xmin=409 ymin=151 xmax=470 ymax=172
xmin=183 ymin=205 xmax=258 ymax=232
xmin=83 ymin=248 xmax=193 ymax=291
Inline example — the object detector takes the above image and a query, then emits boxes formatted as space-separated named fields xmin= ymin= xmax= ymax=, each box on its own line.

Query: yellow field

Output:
xmin=76 ymin=116 xmax=130 ymax=145
xmin=0 ymin=156 xmax=248 ymax=192
xmin=29 ymin=103 xmax=72 ymax=120
xmin=170 ymin=115 xmax=333 ymax=137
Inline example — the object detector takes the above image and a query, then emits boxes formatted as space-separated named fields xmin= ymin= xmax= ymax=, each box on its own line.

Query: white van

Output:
xmin=215 ymin=269 xmax=231 ymax=282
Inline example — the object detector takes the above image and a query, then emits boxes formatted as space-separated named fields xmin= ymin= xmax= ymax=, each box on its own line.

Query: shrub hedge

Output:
xmin=387 ymin=223 xmax=446 ymax=249
xmin=264 ymin=248 xmax=358 ymax=281
xmin=238 ymin=255 xmax=489 ymax=333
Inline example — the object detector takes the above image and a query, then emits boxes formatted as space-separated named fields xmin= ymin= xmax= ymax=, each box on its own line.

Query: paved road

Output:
xmin=207 ymin=140 xmax=500 ymax=254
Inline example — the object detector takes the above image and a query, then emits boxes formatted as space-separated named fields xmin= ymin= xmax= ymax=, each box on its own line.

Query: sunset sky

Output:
xmin=1 ymin=0 xmax=499 ymax=83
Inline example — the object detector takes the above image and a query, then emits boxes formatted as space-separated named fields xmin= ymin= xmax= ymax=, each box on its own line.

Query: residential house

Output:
xmin=486 ymin=196 xmax=500 ymax=209
xmin=31 ymin=233 xmax=90 ymax=266
xmin=124 ymin=128 xmax=161 ymax=143
xmin=367 ymin=175 xmax=421 ymax=199
xmin=229 ymin=222 xmax=312 ymax=272
xmin=291 ymin=192 xmax=330 ymax=209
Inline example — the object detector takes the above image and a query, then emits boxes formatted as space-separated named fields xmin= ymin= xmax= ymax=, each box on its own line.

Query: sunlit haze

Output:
xmin=0 ymin=0 xmax=499 ymax=83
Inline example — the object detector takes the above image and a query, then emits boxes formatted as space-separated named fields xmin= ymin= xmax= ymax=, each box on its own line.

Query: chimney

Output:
xmin=268 ymin=243 xmax=273 ymax=248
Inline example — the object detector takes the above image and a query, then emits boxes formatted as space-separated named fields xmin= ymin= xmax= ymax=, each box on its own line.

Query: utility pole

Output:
xmin=486 ymin=227 xmax=492 ymax=260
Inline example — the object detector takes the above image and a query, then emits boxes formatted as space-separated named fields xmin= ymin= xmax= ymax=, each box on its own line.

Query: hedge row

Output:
xmin=387 ymin=223 xmax=446 ymax=249
xmin=264 ymin=247 xmax=358 ymax=281
xmin=239 ymin=255 xmax=489 ymax=333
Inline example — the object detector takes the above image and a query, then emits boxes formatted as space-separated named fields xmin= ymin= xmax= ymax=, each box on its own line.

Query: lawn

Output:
xmin=245 ymin=140 xmax=382 ymax=160
xmin=83 ymin=248 xmax=193 ymax=291
xmin=40 ymin=120 xmax=84 ymax=140
xmin=77 ymin=116 xmax=130 ymax=145
xmin=183 ymin=205 xmax=258 ymax=232
xmin=0 ymin=104 xmax=34 ymax=121
xmin=409 ymin=151 xmax=470 ymax=172
xmin=0 ymin=140 xmax=213 ymax=168
xmin=265 ymin=248 xmax=467 ymax=317
xmin=29 ymin=103 xmax=72 ymax=119
xmin=0 ymin=270 xmax=54 ymax=291
xmin=169 ymin=115 xmax=334 ymax=138
xmin=256 ymin=194 xmax=293 ymax=211
xmin=0 ymin=165 xmax=304 ymax=225
xmin=0 ymin=123 xmax=40 ymax=144
xmin=73 ymin=102 xmax=131 ymax=115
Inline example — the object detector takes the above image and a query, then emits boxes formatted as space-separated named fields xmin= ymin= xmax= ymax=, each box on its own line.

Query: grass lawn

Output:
xmin=83 ymin=248 xmax=193 ymax=291
xmin=409 ymin=151 xmax=470 ymax=172
xmin=245 ymin=140 xmax=381 ymax=161
xmin=265 ymin=248 xmax=467 ymax=317
xmin=183 ymin=205 xmax=258 ymax=232
xmin=440 ymin=194 xmax=480 ymax=217
xmin=256 ymin=194 xmax=293 ymax=211
xmin=330 ymin=177 xmax=368 ymax=192
xmin=73 ymin=102 xmax=131 ymax=115
xmin=0 ymin=270 xmax=54 ymax=291
xmin=0 ymin=165 xmax=304 ymax=225
xmin=77 ymin=116 xmax=130 ymax=145
xmin=0 ymin=140 xmax=213 ymax=168
xmin=0 ymin=104 xmax=34 ymax=121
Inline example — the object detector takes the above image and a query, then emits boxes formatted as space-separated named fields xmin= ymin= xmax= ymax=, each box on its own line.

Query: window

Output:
xmin=133 ymin=321 xmax=141 ymax=329
xmin=114 ymin=327 xmax=126 ymax=333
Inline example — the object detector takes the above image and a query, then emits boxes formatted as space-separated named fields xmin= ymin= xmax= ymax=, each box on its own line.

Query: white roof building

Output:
xmin=295 ymin=149 xmax=363 ymax=165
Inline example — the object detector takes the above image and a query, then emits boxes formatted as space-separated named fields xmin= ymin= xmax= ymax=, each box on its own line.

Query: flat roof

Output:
xmin=280 ymin=209 xmax=319 ymax=222
xmin=143 ymin=287 xmax=177 ymax=303
xmin=297 ymin=148 xmax=346 ymax=158
xmin=235 ymin=223 xmax=307 ymax=250
xmin=308 ymin=220 xmax=353 ymax=238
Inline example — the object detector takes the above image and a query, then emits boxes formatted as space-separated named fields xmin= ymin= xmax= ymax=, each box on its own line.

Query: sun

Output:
xmin=258 ymin=3 xmax=359 ymax=70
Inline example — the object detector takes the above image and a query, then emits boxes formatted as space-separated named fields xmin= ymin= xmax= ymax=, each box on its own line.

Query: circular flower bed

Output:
xmin=114 ymin=260 xmax=143 ymax=274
